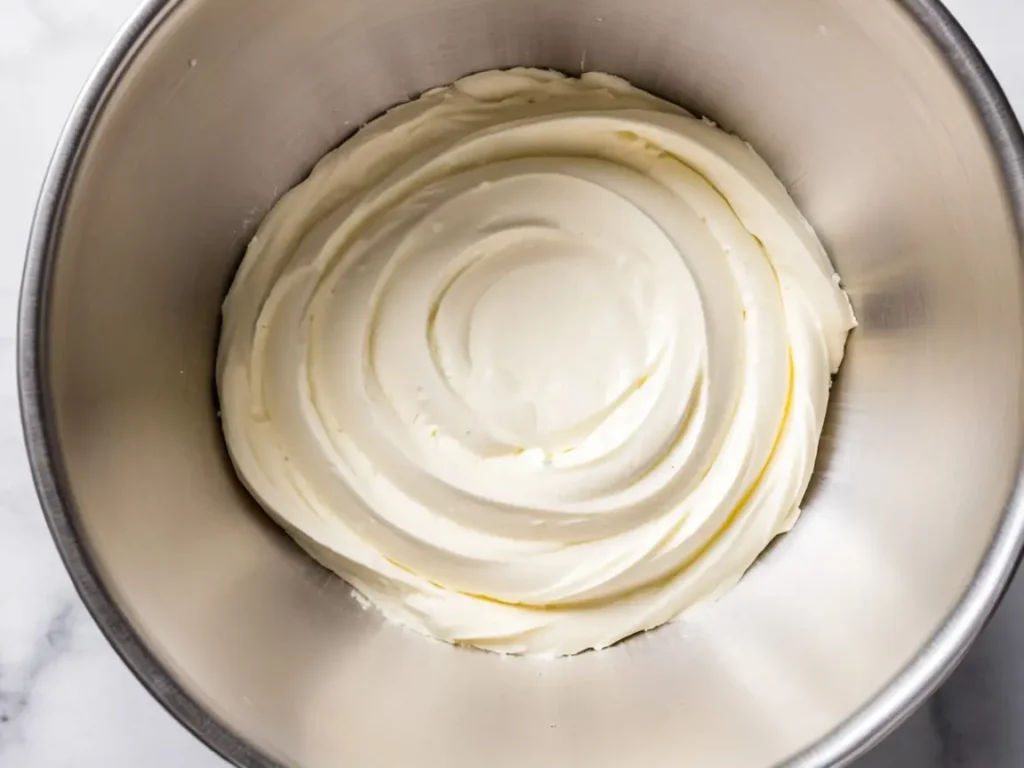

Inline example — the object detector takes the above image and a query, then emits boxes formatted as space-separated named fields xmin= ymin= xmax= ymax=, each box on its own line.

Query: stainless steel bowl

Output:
xmin=18 ymin=0 xmax=1024 ymax=766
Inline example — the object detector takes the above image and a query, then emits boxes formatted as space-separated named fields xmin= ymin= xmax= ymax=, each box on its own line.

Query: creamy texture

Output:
xmin=217 ymin=69 xmax=856 ymax=657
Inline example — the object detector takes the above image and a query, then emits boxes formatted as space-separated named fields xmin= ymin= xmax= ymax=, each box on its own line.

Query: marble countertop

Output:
xmin=2 ymin=0 xmax=1024 ymax=766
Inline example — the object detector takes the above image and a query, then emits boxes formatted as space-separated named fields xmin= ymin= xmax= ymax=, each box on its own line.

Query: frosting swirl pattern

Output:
xmin=218 ymin=69 xmax=855 ymax=656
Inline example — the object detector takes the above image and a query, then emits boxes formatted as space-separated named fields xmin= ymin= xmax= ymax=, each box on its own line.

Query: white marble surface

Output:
xmin=1 ymin=0 xmax=1024 ymax=766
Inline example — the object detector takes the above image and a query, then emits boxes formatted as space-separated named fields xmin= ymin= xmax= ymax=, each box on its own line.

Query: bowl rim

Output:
xmin=17 ymin=1 xmax=1024 ymax=766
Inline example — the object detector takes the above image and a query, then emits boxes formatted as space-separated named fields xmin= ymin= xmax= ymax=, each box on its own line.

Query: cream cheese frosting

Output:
xmin=217 ymin=68 xmax=856 ymax=657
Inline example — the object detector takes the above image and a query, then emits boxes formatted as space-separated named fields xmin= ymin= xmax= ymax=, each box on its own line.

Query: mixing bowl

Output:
xmin=18 ymin=0 xmax=1024 ymax=765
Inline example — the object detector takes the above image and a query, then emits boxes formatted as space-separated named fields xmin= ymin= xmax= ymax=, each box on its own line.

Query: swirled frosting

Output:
xmin=217 ymin=69 xmax=855 ymax=656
